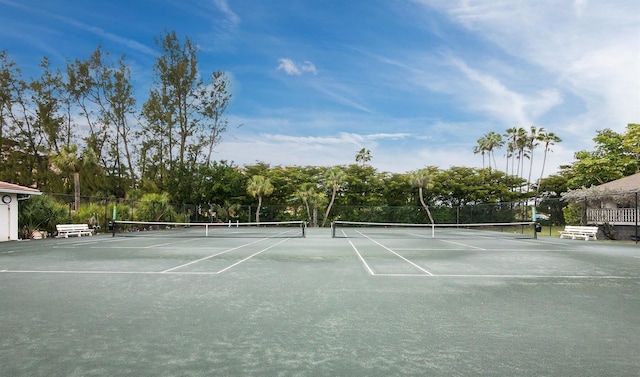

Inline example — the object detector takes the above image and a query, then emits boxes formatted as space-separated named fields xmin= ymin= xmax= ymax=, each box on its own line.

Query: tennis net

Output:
xmin=112 ymin=220 xmax=306 ymax=238
xmin=331 ymin=221 xmax=538 ymax=239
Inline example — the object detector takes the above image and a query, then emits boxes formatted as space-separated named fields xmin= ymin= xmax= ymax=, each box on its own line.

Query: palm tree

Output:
xmin=525 ymin=126 xmax=543 ymax=192
xmin=296 ymin=184 xmax=327 ymax=227
xmin=355 ymin=148 xmax=372 ymax=167
xmin=504 ymin=127 xmax=519 ymax=175
xmin=309 ymin=191 xmax=327 ymax=228
xmin=410 ymin=168 xmax=435 ymax=224
xmin=475 ymin=131 xmax=504 ymax=171
xmin=246 ymin=175 xmax=274 ymax=224
xmin=212 ymin=200 xmax=241 ymax=222
xmin=485 ymin=131 xmax=504 ymax=171
xmin=536 ymin=130 xmax=562 ymax=194
xmin=295 ymin=183 xmax=315 ymax=225
xmin=321 ymin=167 xmax=347 ymax=227
xmin=515 ymin=127 xmax=529 ymax=180
xmin=473 ymin=142 xmax=487 ymax=169
xmin=50 ymin=144 xmax=90 ymax=211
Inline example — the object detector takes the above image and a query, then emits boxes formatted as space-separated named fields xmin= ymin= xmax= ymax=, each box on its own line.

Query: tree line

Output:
xmin=1 ymin=30 xmax=231 ymax=207
xmin=1 ymin=30 xmax=638 ymax=232
xmin=473 ymin=126 xmax=562 ymax=193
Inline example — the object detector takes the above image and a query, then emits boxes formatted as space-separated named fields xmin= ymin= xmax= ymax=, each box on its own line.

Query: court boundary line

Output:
xmin=216 ymin=238 xmax=290 ymax=274
xmin=352 ymin=230 xmax=434 ymax=276
xmin=162 ymin=237 xmax=283 ymax=273
xmin=1 ymin=270 xmax=638 ymax=280
xmin=440 ymin=239 xmax=486 ymax=250
xmin=346 ymin=237 xmax=375 ymax=275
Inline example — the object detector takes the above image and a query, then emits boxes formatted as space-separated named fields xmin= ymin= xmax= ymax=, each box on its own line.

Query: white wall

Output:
xmin=0 ymin=194 xmax=18 ymax=241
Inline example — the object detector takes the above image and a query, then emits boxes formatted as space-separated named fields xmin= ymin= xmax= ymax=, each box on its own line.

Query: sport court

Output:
xmin=1 ymin=225 xmax=639 ymax=376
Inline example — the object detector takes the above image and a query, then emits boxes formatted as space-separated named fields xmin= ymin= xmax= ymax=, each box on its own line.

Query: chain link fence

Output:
xmin=19 ymin=193 xmax=580 ymax=238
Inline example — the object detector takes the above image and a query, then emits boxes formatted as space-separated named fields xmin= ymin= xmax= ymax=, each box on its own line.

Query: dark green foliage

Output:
xmin=18 ymin=194 xmax=71 ymax=238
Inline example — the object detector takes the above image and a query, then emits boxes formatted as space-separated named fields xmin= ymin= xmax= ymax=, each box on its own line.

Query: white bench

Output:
xmin=56 ymin=224 xmax=94 ymax=238
xmin=559 ymin=226 xmax=598 ymax=240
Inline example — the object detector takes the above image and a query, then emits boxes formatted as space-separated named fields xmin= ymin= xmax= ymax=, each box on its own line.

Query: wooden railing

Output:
xmin=587 ymin=208 xmax=638 ymax=224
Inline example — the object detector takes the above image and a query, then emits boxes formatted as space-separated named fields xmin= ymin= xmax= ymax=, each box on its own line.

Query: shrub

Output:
xmin=18 ymin=195 xmax=71 ymax=238
xmin=562 ymin=203 xmax=583 ymax=225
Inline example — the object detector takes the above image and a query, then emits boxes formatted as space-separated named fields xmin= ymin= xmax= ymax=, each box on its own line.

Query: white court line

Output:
xmin=2 ymin=270 xmax=638 ymax=280
xmin=354 ymin=230 xmax=433 ymax=275
xmin=162 ymin=237 xmax=270 ymax=273
xmin=215 ymin=238 xmax=290 ymax=274
xmin=440 ymin=239 xmax=486 ymax=250
xmin=52 ymin=236 xmax=155 ymax=247
xmin=344 ymin=235 xmax=375 ymax=275
xmin=0 ymin=270 xmax=218 ymax=275
xmin=53 ymin=238 xmax=121 ymax=247
xmin=369 ymin=273 xmax=640 ymax=279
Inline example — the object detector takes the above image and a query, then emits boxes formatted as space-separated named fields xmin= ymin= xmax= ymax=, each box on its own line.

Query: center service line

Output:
xmin=343 ymin=231 xmax=376 ymax=275
xmin=162 ymin=237 xmax=269 ymax=273
xmin=216 ymin=238 xmax=290 ymax=274
xmin=355 ymin=230 xmax=434 ymax=276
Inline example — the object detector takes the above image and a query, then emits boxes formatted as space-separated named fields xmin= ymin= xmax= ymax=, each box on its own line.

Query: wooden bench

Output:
xmin=559 ymin=226 xmax=598 ymax=240
xmin=56 ymin=224 xmax=94 ymax=238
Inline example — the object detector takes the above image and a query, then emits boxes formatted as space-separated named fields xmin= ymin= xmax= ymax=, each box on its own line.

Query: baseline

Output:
xmin=2 ymin=270 xmax=638 ymax=280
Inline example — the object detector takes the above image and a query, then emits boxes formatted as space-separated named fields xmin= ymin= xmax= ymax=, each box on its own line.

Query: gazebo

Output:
xmin=562 ymin=173 xmax=640 ymax=240
xmin=0 ymin=181 xmax=42 ymax=241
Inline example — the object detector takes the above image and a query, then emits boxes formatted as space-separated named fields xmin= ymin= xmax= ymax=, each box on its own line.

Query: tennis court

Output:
xmin=1 ymin=224 xmax=639 ymax=376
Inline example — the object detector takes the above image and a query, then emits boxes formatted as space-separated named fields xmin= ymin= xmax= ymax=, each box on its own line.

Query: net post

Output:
xmin=302 ymin=221 xmax=306 ymax=238
xmin=331 ymin=221 xmax=336 ymax=238
xmin=431 ymin=223 xmax=435 ymax=238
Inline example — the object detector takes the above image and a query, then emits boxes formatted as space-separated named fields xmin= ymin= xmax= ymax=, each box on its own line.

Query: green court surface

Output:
xmin=1 ymin=229 xmax=639 ymax=376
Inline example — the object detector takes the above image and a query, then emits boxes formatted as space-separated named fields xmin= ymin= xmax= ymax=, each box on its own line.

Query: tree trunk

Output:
xmin=419 ymin=187 xmax=434 ymax=224
xmin=322 ymin=190 xmax=337 ymax=227
xmin=255 ymin=195 xmax=262 ymax=224
xmin=73 ymin=171 xmax=80 ymax=211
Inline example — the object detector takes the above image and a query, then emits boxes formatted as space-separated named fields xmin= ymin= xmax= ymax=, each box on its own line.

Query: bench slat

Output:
xmin=559 ymin=226 xmax=598 ymax=240
xmin=56 ymin=224 xmax=94 ymax=238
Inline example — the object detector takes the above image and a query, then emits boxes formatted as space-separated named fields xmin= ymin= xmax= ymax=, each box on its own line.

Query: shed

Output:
xmin=0 ymin=181 xmax=42 ymax=241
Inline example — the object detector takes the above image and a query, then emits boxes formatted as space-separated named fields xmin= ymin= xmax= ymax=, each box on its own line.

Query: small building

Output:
xmin=580 ymin=173 xmax=640 ymax=225
xmin=563 ymin=173 xmax=640 ymax=240
xmin=0 ymin=181 xmax=42 ymax=241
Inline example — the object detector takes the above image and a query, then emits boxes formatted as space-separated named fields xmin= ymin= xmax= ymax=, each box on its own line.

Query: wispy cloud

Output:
xmin=213 ymin=0 xmax=240 ymax=26
xmin=277 ymin=58 xmax=317 ymax=75
xmin=0 ymin=0 xmax=156 ymax=57
xmin=446 ymin=56 xmax=563 ymax=125
xmin=63 ymin=17 xmax=157 ymax=57
xmin=414 ymin=0 xmax=640 ymax=143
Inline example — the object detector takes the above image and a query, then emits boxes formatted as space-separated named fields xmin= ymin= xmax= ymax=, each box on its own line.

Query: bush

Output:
xmin=72 ymin=202 xmax=108 ymax=230
xmin=18 ymin=195 xmax=71 ymax=238
xmin=133 ymin=193 xmax=177 ymax=221
xmin=563 ymin=203 xmax=583 ymax=225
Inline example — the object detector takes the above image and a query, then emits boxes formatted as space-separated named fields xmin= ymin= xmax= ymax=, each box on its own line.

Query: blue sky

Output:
xmin=1 ymin=0 xmax=639 ymax=176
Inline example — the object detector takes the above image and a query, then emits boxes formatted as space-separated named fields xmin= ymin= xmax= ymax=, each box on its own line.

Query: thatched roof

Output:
xmin=562 ymin=173 xmax=640 ymax=203
xmin=594 ymin=173 xmax=640 ymax=192
xmin=0 ymin=181 xmax=42 ymax=195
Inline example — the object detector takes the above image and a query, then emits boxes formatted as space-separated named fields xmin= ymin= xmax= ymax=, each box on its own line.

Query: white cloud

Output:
xmin=301 ymin=61 xmax=317 ymax=75
xmin=277 ymin=58 xmax=318 ymax=76
xmin=277 ymin=58 xmax=301 ymax=75
xmin=213 ymin=0 xmax=240 ymax=26
xmin=415 ymin=0 xmax=640 ymax=139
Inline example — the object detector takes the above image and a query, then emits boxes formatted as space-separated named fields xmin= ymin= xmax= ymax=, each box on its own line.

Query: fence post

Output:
xmin=635 ymin=192 xmax=638 ymax=244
